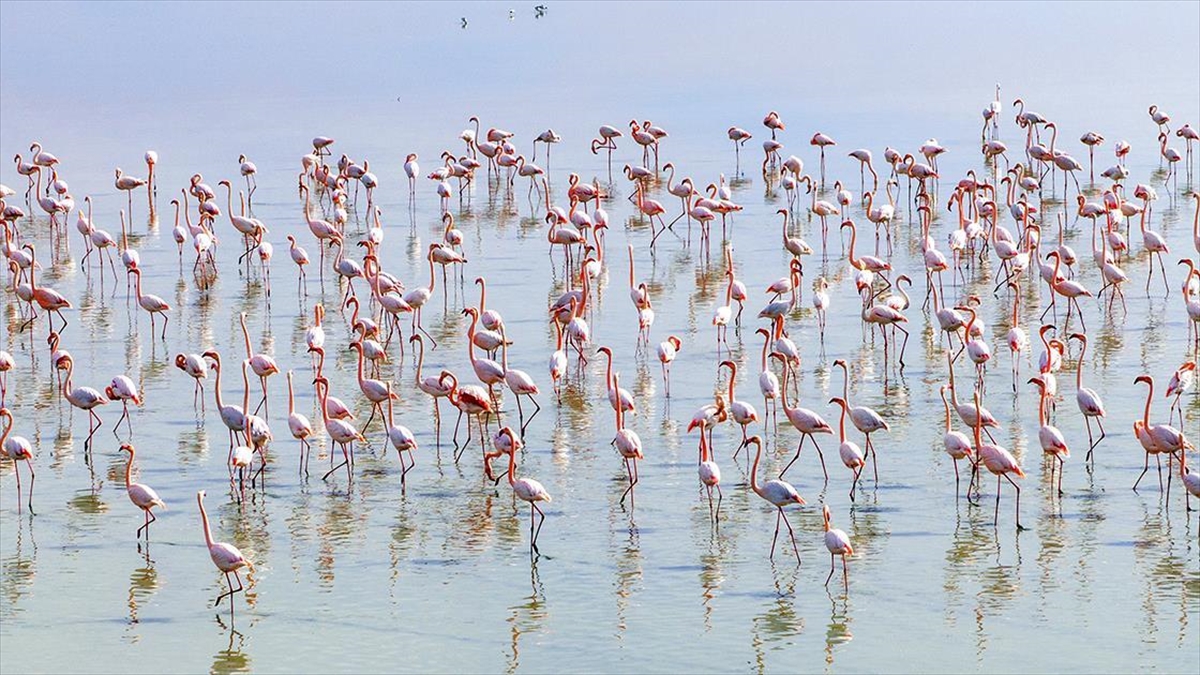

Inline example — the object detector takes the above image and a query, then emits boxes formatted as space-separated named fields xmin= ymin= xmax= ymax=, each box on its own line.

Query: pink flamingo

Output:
xmin=501 ymin=427 xmax=551 ymax=555
xmin=612 ymin=373 xmax=643 ymax=508
xmin=748 ymin=435 xmax=804 ymax=564
xmin=774 ymin=353 xmax=833 ymax=481
xmin=1 ymin=409 xmax=35 ymax=511
xmin=197 ymin=490 xmax=254 ymax=618
xmin=1069 ymin=333 xmax=1106 ymax=462
xmin=823 ymin=505 xmax=854 ymax=591
xmin=119 ymin=443 xmax=165 ymax=540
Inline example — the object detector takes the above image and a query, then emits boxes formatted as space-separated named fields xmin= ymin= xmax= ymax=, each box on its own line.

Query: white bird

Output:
xmin=823 ymin=505 xmax=854 ymax=591
xmin=119 ymin=444 xmax=166 ymax=539
xmin=747 ymin=436 xmax=804 ymax=564
xmin=197 ymin=490 xmax=255 ymax=615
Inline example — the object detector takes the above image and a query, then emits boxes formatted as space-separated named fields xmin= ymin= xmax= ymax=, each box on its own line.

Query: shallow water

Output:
xmin=2 ymin=2 xmax=1200 ymax=673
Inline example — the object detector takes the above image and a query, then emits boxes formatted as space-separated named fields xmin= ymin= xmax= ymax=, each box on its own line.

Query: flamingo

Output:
xmin=501 ymin=427 xmax=551 ymax=555
xmin=128 ymin=268 xmax=171 ymax=340
xmin=728 ymin=126 xmax=752 ymax=170
xmin=656 ymin=336 xmax=681 ymax=398
xmin=285 ymin=371 xmax=314 ymax=476
xmin=314 ymin=376 xmax=364 ymax=482
xmin=118 ymin=444 xmax=165 ymax=540
xmin=403 ymin=247 xmax=438 ymax=346
xmin=239 ymin=312 xmax=279 ymax=417
xmin=829 ymin=398 xmax=867 ymax=501
xmin=384 ymin=382 xmax=417 ymax=488
xmin=55 ymin=354 xmax=108 ymax=447
xmin=848 ymin=148 xmax=878 ymax=195
xmin=1181 ymin=452 xmax=1200 ymax=513
xmin=774 ymin=353 xmax=833 ymax=481
xmin=939 ymin=384 xmax=974 ymax=495
xmin=719 ymin=360 xmax=759 ymax=450
xmin=197 ymin=490 xmax=255 ymax=618
xmin=1131 ymin=375 xmax=1187 ymax=494
xmin=823 ymin=505 xmax=854 ymax=591
xmin=810 ymin=132 xmax=836 ymax=186
xmin=1028 ymin=376 xmax=1070 ymax=495
xmin=498 ymin=324 xmax=540 ymax=433
xmin=597 ymin=346 xmax=635 ymax=414
xmin=203 ymin=350 xmax=247 ymax=452
xmin=1069 ymin=333 xmax=1106 ymax=462
xmin=692 ymin=420 xmax=723 ymax=523
xmin=611 ymin=372 xmax=643 ymax=508
xmin=443 ymin=372 xmax=495 ymax=473
xmin=1 ymin=409 xmax=35 ymax=511
xmin=763 ymin=110 xmax=785 ymax=139
xmin=105 ymin=375 xmax=141 ymax=437
xmin=22 ymin=244 xmax=71 ymax=333
xmin=831 ymin=359 xmax=889 ymax=483
xmin=114 ymin=167 xmax=147 ymax=223
xmin=971 ymin=390 xmax=1026 ymax=530
xmin=747 ymin=435 xmax=804 ymax=564
xmin=411 ymin=335 xmax=453 ymax=442
xmin=175 ymin=353 xmax=208 ymax=411
xmin=347 ymin=341 xmax=396 ymax=433
xmin=1166 ymin=361 xmax=1195 ymax=428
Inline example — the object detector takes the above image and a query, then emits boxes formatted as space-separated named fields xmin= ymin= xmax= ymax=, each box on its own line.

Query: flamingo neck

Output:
xmin=1141 ymin=380 xmax=1152 ymax=427
xmin=124 ymin=449 xmax=134 ymax=489
xmin=198 ymin=495 xmax=215 ymax=547
xmin=287 ymin=374 xmax=296 ymax=416
xmin=507 ymin=442 xmax=517 ymax=486
xmin=750 ymin=442 xmax=763 ymax=496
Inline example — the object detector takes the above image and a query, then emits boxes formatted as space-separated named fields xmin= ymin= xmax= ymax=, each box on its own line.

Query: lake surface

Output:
xmin=1 ymin=2 xmax=1199 ymax=673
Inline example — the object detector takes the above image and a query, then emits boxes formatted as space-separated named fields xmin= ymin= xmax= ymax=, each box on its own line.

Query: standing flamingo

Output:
xmin=972 ymin=391 xmax=1026 ymax=530
xmin=197 ymin=490 xmax=254 ymax=618
xmin=748 ymin=435 xmax=805 ymax=564
xmin=940 ymin=385 xmax=974 ymax=495
xmin=829 ymin=398 xmax=867 ymax=501
xmin=501 ymin=427 xmax=551 ymax=555
xmin=1 ymin=409 xmax=35 ymax=511
xmin=119 ymin=443 xmax=166 ymax=541
xmin=384 ymin=382 xmax=417 ymax=488
xmin=128 ymin=268 xmax=171 ymax=340
xmin=823 ymin=505 xmax=854 ymax=591
xmin=1132 ymin=375 xmax=1187 ymax=493
xmin=240 ymin=312 xmax=279 ymax=417
xmin=1068 ymin=333 xmax=1106 ymax=462
xmin=105 ymin=376 xmax=141 ymax=437
xmin=285 ymin=371 xmax=313 ymax=476
xmin=775 ymin=353 xmax=833 ymax=480
xmin=1028 ymin=376 xmax=1069 ymax=495
xmin=719 ymin=360 xmax=759 ymax=450
xmin=831 ymin=359 xmax=889 ymax=483
xmin=611 ymin=373 xmax=643 ymax=509
xmin=695 ymin=420 xmax=723 ymax=523
xmin=55 ymin=355 xmax=108 ymax=447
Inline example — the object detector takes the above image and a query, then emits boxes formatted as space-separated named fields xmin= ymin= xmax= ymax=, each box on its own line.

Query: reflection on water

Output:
xmin=0 ymin=516 xmax=36 ymax=619
xmin=751 ymin=562 xmax=803 ymax=672
xmin=125 ymin=561 xmax=159 ymax=642
xmin=824 ymin=593 xmax=853 ymax=666
xmin=210 ymin=627 xmax=253 ymax=675
xmin=504 ymin=564 xmax=547 ymax=675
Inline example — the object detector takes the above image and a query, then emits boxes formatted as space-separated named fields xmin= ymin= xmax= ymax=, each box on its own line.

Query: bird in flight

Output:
xmin=535 ymin=5 xmax=547 ymax=18
xmin=461 ymin=17 xmax=468 ymax=28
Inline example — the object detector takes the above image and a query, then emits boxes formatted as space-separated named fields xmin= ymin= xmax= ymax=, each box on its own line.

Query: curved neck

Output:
xmin=750 ymin=442 xmax=763 ymax=496
xmin=466 ymin=313 xmax=479 ymax=364
xmin=1076 ymin=339 xmax=1086 ymax=389
xmin=941 ymin=389 xmax=952 ymax=432
xmin=477 ymin=280 xmax=487 ymax=313
xmin=628 ymin=245 xmax=635 ymax=289
xmin=836 ymin=402 xmax=847 ymax=441
xmin=0 ymin=414 xmax=10 ymax=448
xmin=211 ymin=359 xmax=225 ymax=409
xmin=316 ymin=380 xmax=331 ymax=424
xmin=428 ymin=255 xmax=436 ymax=293
xmin=1141 ymin=379 xmax=1153 ymax=426
xmin=354 ymin=346 xmax=366 ymax=384
xmin=61 ymin=360 xmax=74 ymax=398
xmin=124 ymin=449 xmax=134 ymax=489
xmin=760 ymin=333 xmax=769 ymax=370
xmin=837 ymin=363 xmax=848 ymax=401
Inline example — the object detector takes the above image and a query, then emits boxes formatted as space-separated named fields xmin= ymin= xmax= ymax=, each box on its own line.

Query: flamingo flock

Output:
xmin=1 ymin=91 xmax=1199 ymax=622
